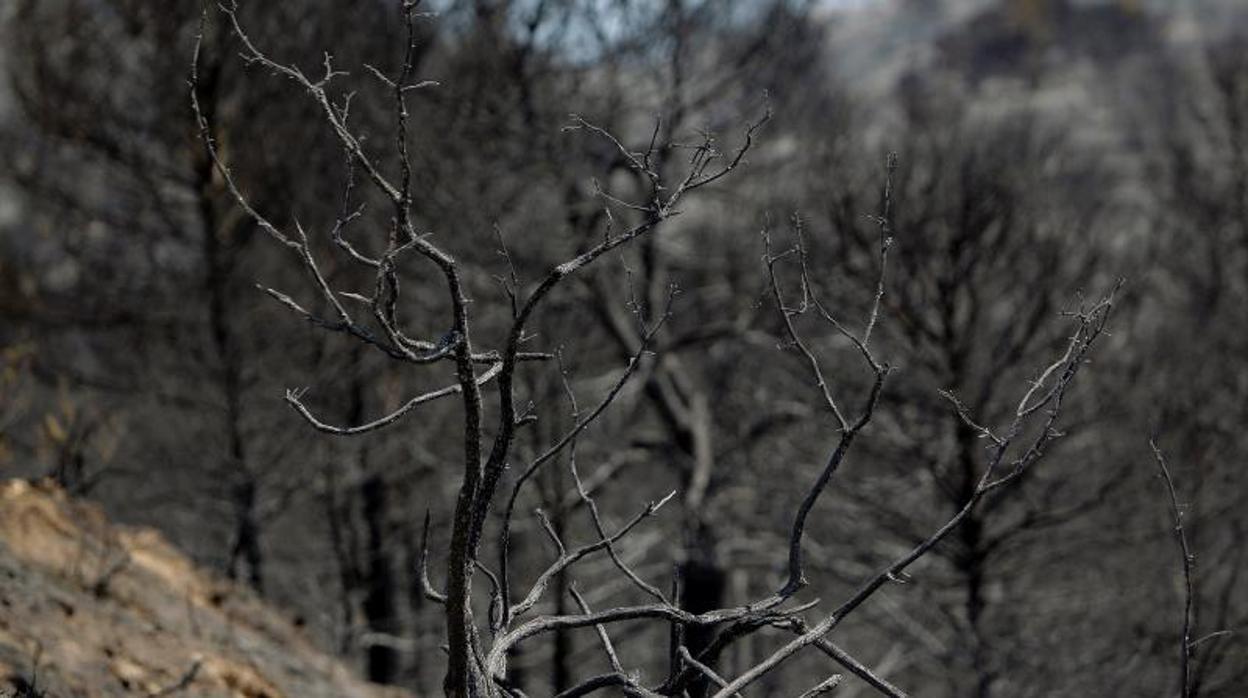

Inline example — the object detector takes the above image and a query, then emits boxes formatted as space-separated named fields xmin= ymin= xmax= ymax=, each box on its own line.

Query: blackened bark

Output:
xmin=551 ymin=572 xmax=571 ymax=693
xmin=362 ymin=474 xmax=400 ymax=684
xmin=961 ymin=518 xmax=992 ymax=698
xmin=680 ymin=524 xmax=726 ymax=698
xmin=955 ymin=422 xmax=993 ymax=698
xmin=324 ymin=460 xmax=362 ymax=654
xmin=227 ymin=477 xmax=264 ymax=592
xmin=204 ymin=145 xmax=263 ymax=594
xmin=551 ymin=509 xmax=570 ymax=694
xmin=193 ymin=38 xmax=263 ymax=593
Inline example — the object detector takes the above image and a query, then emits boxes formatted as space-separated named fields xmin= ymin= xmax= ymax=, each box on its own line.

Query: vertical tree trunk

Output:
xmin=679 ymin=398 xmax=724 ymax=697
xmin=362 ymin=474 xmax=400 ymax=684
xmin=205 ymin=165 xmax=263 ymax=595
xmin=443 ymin=496 xmax=492 ymax=697
xmin=551 ymin=570 xmax=571 ymax=693
xmin=680 ymin=525 xmax=726 ymax=698
xmin=961 ymin=518 xmax=992 ymax=698
xmin=955 ymin=423 xmax=993 ymax=698
xmin=443 ymin=404 xmax=492 ymax=696
xmin=342 ymin=355 xmax=404 ymax=685
xmin=194 ymin=38 xmax=263 ymax=593
xmin=324 ymin=460 xmax=361 ymax=654
xmin=227 ymin=477 xmax=264 ymax=592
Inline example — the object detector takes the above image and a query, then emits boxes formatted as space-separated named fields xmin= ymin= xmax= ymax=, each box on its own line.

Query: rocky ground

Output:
xmin=0 ymin=479 xmax=411 ymax=698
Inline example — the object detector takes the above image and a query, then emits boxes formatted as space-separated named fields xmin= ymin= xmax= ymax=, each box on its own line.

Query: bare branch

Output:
xmin=498 ymin=298 xmax=674 ymax=624
xmin=938 ymin=389 xmax=1004 ymax=446
xmin=560 ymin=352 xmax=668 ymax=604
xmin=419 ymin=510 xmax=447 ymax=605
xmin=714 ymin=285 xmax=1119 ymax=697
xmin=787 ymin=620 xmax=909 ymax=698
xmin=190 ymin=13 xmax=297 ymax=251
xmin=509 ymin=492 xmax=675 ymax=623
xmin=677 ymin=646 xmax=738 ymax=696
xmin=764 ymin=226 xmax=849 ymax=431
xmin=796 ymin=674 xmax=842 ymax=698
xmin=285 ymin=362 xmax=504 ymax=436
xmin=553 ymin=673 xmax=658 ymax=698
xmin=1151 ymin=438 xmax=1194 ymax=698
xmin=861 ymin=152 xmax=898 ymax=348
xmin=570 ymin=584 xmax=626 ymax=676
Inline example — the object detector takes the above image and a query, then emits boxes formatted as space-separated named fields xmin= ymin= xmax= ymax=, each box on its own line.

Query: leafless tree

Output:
xmin=190 ymin=3 xmax=1120 ymax=695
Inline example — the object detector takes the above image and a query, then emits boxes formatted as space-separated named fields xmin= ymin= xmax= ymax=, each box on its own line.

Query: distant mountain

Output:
xmin=933 ymin=0 xmax=1159 ymax=82
xmin=821 ymin=0 xmax=1247 ymax=94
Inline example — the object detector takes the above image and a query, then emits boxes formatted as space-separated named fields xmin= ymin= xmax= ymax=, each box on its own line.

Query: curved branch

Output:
xmin=508 ymin=492 xmax=674 ymax=623
xmin=285 ymin=362 xmax=504 ymax=436
xmin=497 ymin=309 xmax=669 ymax=623
xmin=1151 ymin=439 xmax=1194 ymax=698
xmin=418 ymin=511 xmax=447 ymax=605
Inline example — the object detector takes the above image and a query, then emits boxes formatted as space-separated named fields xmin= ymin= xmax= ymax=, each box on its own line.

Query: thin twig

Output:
xmin=1151 ymin=438 xmax=1193 ymax=698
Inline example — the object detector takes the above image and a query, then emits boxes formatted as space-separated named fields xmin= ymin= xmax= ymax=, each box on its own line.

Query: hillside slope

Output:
xmin=0 ymin=479 xmax=411 ymax=698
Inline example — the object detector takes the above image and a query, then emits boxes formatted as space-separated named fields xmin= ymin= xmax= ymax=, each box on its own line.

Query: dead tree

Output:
xmin=192 ymin=2 xmax=1118 ymax=695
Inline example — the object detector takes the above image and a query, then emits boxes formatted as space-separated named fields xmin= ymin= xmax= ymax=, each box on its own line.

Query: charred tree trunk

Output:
xmin=550 ymin=474 xmax=570 ymax=695
xmin=193 ymin=35 xmax=263 ymax=593
xmin=551 ymin=542 xmax=571 ymax=694
xmin=680 ymin=523 xmax=726 ymax=698
xmin=362 ymin=474 xmax=400 ymax=684
xmin=324 ymin=459 xmax=362 ymax=654
xmin=202 ymin=144 xmax=262 ymax=593
xmin=227 ymin=477 xmax=264 ymax=591
xmin=959 ymin=516 xmax=993 ymax=698
xmin=955 ymin=421 xmax=993 ymax=698
xmin=345 ymin=357 xmax=402 ymax=685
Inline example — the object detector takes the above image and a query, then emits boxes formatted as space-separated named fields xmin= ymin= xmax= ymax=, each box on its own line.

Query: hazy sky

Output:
xmin=822 ymin=0 xmax=882 ymax=8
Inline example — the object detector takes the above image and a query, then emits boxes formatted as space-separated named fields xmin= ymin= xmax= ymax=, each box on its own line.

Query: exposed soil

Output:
xmin=0 ymin=479 xmax=412 ymax=698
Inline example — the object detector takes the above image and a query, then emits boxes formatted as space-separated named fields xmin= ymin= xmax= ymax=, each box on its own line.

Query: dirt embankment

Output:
xmin=0 ymin=479 xmax=411 ymax=698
